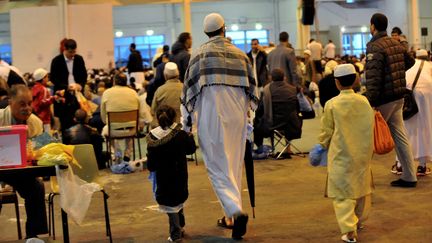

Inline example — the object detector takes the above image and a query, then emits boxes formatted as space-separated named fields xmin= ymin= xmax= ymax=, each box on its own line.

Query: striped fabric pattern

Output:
xmin=181 ymin=36 xmax=259 ymax=113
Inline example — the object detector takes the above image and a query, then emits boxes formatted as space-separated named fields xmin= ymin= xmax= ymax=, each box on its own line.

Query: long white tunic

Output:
xmin=195 ymin=85 xmax=248 ymax=217
xmin=404 ymin=59 xmax=432 ymax=159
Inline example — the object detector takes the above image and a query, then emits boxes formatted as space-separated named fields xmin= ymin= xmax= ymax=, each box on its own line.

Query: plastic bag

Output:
xmin=111 ymin=161 xmax=133 ymax=174
xmin=56 ymin=166 xmax=102 ymax=224
xmin=309 ymin=144 xmax=328 ymax=167
xmin=34 ymin=143 xmax=79 ymax=167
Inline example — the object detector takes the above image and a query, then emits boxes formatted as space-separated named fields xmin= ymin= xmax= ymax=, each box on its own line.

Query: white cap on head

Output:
xmin=303 ymin=50 xmax=311 ymax=56
xmin=334 ymin=64 xmax=356 ymax=78
xmin=203 ymin=13 xmax=224 ymax=33
xmin=33 ymin=68 xmax=48 ymax=81
xmin=164 ymin=62 xmax=179 ymax=79
xmin=416 ymin=49 xmax=428 ymax=57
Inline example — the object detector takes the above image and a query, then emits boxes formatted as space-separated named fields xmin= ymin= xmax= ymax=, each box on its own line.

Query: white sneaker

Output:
xmin=341 ymin=234 xmax=357 ymax=243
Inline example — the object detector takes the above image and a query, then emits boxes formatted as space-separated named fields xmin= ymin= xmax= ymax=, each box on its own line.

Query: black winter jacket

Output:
xmin=364 ymin=31 xmax=415 ymax=107
xmin=146 ymin=124 xmax=196 ymax=207
xmin=171 ymin=42 xmax=191 ymax=82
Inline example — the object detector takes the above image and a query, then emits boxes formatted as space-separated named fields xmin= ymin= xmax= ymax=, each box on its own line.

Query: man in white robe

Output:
xmin=181 ymin=13 xmax=258 ymax=240
xmin=403 ymin=49 xmax=432 ymax=175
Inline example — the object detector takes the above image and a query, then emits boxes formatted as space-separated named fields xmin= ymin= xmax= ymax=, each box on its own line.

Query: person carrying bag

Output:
xmin=403 ymin=60 xmax=425 ymax=120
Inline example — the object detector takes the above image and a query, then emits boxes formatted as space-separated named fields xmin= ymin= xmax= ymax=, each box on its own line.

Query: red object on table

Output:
xmin=0 ymin=125 xmax=28 ymax=168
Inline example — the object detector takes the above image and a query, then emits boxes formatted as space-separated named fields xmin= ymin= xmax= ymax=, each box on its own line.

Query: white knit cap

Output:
xmin=334 ymin=64 xmax=356 ymax=78
xmin=416 ymin=49 xmax=428 ymax=57
xmin=164 ymin=62 xmax=179 ymax=79
xmin=303 ymin=50 xmax=311 ymax=56
xmin=203 ymin=13 xmax=224 ymax=33
xmin=33 ymin=68 xmax=48 ymax=81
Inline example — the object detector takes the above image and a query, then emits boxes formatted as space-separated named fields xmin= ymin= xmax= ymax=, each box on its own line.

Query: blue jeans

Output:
xmin=377 ymin=99 xmax=417 ymax=182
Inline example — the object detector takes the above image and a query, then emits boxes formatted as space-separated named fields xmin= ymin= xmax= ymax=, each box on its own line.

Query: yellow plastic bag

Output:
xmin=34 ymin=143 xmax=80 ymax=168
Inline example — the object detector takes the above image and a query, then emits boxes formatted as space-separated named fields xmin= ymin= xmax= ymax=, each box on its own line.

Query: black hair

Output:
xmin=163 ymin=45 xmax=170 ymax=52
xmin=64 ymin=39 xmax=77 ymax=50
xmin=328 ymin=40 xmax=333 ymax=43
xmin=114 ymin=72 xmax=128 ymax=86
xmin=156 ymin=105 xmax=176 ymax=129
xmin=309 ymin=38 xmax=315 ymax=43
xmin=271 ymin=68 xmax=285 ymax=82
xmin=74 ymin=109 xmax=87 ymax=124
xmin=251 ymin=38 xmax=259 ymax=43
xmin=279 ymin=32 xmax=289 ymax=42
xmin=336 ymin=74 xmax=357 ymax=87
xmin=130 ymin=43 xmax=136 ymax=49
xmin=370 ymin=13 xmax=388 ymax=32
xmin=391 ymin=27 xmax=402 ymax=35
xmin=178 ymin=32 xmax=191 ymax=44
xmin=205 ymin=26 xmax=224 ymax=38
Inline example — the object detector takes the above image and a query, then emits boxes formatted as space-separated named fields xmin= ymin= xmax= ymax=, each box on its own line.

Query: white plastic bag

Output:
xmin=55 ymin=165 xmax=102 ymax=224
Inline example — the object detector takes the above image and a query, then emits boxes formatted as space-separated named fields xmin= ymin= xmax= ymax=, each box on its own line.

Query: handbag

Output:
xmin=297 ymin=92 xmax=315 ymax=119
xmin=373 ymin=111 xmax=395 ymax=154
xmin=403 ymin=60 xmax=425 ymax=120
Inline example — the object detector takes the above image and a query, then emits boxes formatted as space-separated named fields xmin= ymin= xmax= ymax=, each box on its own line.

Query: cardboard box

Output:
xmin=0 ymin=125 xmax=28 ymax=168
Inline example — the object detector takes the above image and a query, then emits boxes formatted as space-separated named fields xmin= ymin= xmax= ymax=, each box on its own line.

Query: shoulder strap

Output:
xmin=411 ymin=60 xmax=425 ymax=90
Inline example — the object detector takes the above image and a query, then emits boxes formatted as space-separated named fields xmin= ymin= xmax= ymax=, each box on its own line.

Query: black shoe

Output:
xmin=416 ymin=166 xmax=431 ymax=176
xmin=123 ymin=156 xmax=131 ymax=162
xmin=232 ymin=213 xmax=248 ymax=240
xmin=390 ymin=179 xmax=417 ymax=188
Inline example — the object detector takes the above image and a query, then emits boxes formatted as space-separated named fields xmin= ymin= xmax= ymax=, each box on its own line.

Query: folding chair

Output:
xmin=105 ymin=110 xmax=142 ymax=166
xmin=271 ymin=130 xmax=306 ymax=159
xmin=0 ymin=188 xmax=22 ymax=239
xmin=47 ymin=144 xmax=112 ymax=242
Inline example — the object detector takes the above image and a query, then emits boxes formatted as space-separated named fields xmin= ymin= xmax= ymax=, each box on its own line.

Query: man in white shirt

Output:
xmin=324 ymin=40 xmax=336 ymax=59
xmin=307 ymin=39 xmax=323 ymax=74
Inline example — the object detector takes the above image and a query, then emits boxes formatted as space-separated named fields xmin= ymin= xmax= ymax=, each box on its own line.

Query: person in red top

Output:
xmin=31 ymin=68 xmax=58 ymax=132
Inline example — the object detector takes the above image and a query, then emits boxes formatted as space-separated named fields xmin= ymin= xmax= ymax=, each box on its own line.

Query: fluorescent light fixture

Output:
xmin=255 ymin=23 xmax=263 ymax=30
xmin=146 ymin=29 xmax=154 ymax=36
xmin=346 ymin=0 xmax=355 ymax=3
xmin=361 ymin=26 xmax=368 ymax=32
xmin=341 ymin=26 xmax=346 ymax=32
xmin=115 ymin=30 xmax=123 ymax=37
xmin=231 ymin=24 xmax=239 ymax=31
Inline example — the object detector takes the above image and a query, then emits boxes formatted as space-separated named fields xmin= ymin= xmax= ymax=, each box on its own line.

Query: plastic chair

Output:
xmin=105 ymin=110 xmax=142 ymax=166
xmin=47 ymin=144 xmax=112 ymax=242
xmin=0 ymin=188 xmax=22 ymax=239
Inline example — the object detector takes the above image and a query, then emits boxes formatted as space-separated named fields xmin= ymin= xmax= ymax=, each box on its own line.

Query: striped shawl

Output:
xmin=181 ymin=36 xmax=259 ymax=113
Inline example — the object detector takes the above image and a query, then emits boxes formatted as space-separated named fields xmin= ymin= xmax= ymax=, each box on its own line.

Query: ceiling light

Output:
xmin=146 ymin=30 xmax=154 ymax=36
xmin=255 ymin=23 xmax=263 ymax=30
xmin=341 ymin=26 xmax=346 ymax=32
xmin=231 ymin=24 xmax=239 ymax=31
xmin=361 ymin=26 xmax=368 ymax=32
xmin=115 ymin=30 xmax=123 ymax=38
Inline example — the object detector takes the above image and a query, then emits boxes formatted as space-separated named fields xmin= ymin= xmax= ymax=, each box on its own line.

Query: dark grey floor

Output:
xmin=1 ymin=117 xmax=431 ymax=243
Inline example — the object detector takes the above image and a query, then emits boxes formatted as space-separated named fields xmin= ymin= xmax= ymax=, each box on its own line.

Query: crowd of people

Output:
xmin=0 ymin=10 xmax=431 ymax=243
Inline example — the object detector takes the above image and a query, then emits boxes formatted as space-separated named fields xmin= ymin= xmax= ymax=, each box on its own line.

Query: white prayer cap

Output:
xmin=334 ymin=64 xmax=356 ymax=78
xmin=324 ymin=60 xmax=338 ymax=76
xmin=416 ymin=49 xmax=428 ymax=57
xmin=164 ymin=62 xmax=179 ymax=79
xmin=203 ymin=13 xmax=224 ymax=33
xmin=303 ymin=50 xmax=311 ymax=56
xmin=33 ymin=68 xmax=48 ymax=81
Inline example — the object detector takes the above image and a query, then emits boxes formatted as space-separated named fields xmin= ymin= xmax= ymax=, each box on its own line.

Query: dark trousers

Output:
xmin=3 ymin=177 xmax=48 ymax=238
xmin=167 ymin=208 xmax=185 ymax=240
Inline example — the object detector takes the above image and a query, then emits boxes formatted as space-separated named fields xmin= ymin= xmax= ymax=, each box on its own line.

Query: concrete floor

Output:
xmin=1 ymin=117 xmax=432 ymax=243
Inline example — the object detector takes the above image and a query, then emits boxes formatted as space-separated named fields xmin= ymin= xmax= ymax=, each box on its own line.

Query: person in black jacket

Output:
xmin=146 ymin=105 xmax=196 ymax=242
xmin=50 ymin=39 xmax=87 ymax=92
xmin=171 ymin=32 xmax=192 ymax=82
xmin=254 ymin=69 xmax=301 ymax=156
xmin=247 ymin=38 xmax=268 ymax=88
xmin=63 ymin=109 xmax=106 ymax=169
xmin=364 ymin=13 xmax=417 ymax=188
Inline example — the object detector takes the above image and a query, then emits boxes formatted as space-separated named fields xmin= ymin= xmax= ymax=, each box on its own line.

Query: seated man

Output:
xmin=63 ymin=109 xmax=107 ymax=169
xmin=254 ymin=68 xmax=302 ymax=157
xmin=0 ymin=84 xmax=47 ymax=238
xmin=101 ymin=72 xmax=141 ymax=162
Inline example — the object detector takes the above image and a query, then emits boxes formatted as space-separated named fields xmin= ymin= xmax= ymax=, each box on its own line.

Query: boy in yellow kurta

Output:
xmin=319 ymin=64 xmax=374 ymax=243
